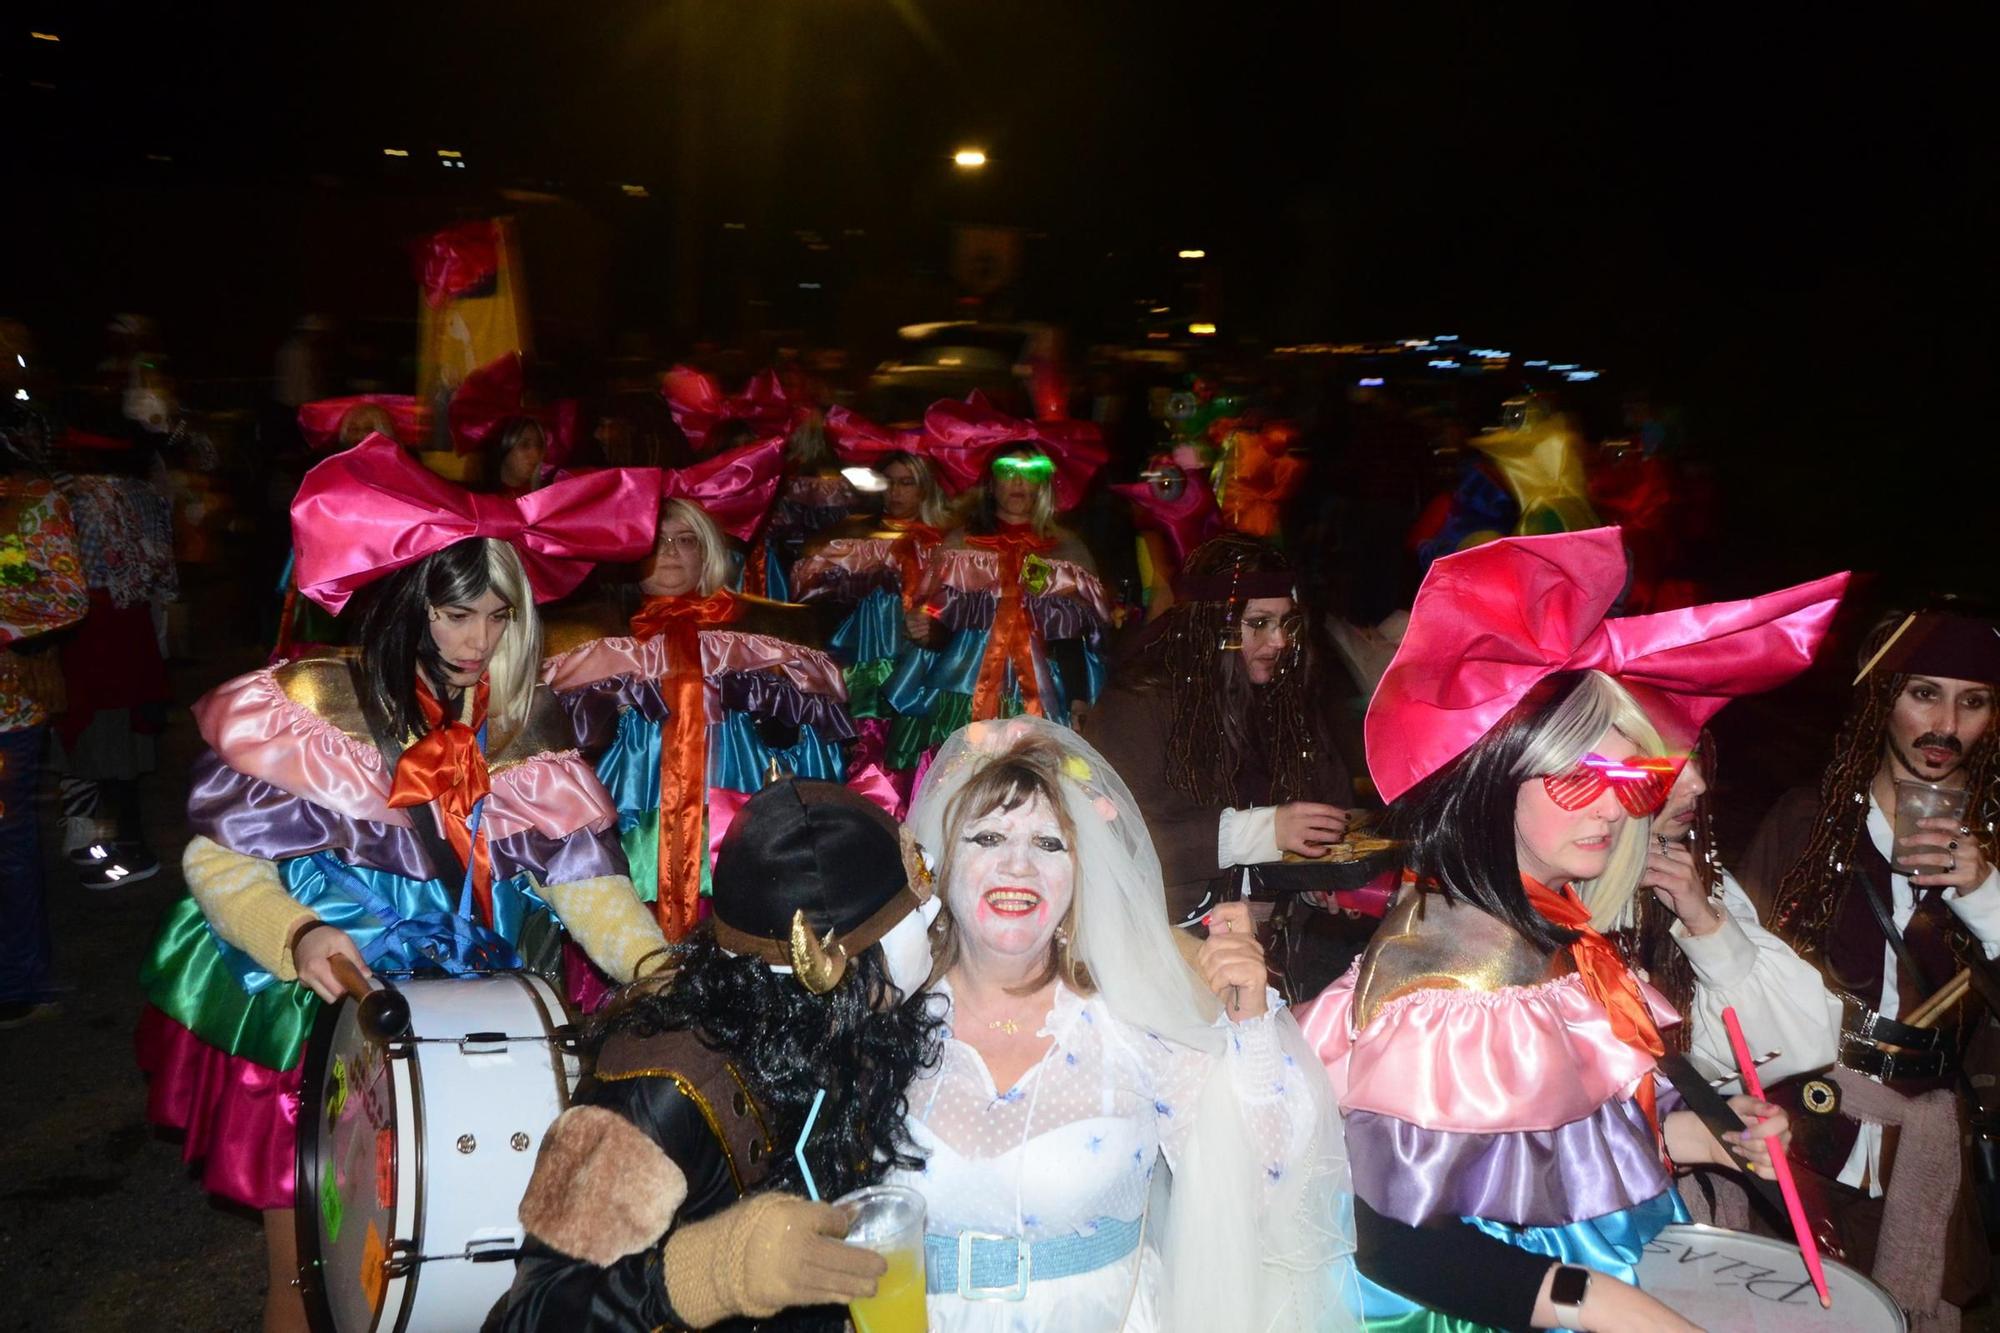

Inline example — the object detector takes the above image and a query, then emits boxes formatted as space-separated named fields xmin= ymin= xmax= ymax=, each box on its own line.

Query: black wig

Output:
xmin=1384 ymin=671 xmax=1591 ymax=955
xmin=593 ymin=931 xmax=947 ymax=1202
xmin=355 ymin=537 xmax=510 ymax=743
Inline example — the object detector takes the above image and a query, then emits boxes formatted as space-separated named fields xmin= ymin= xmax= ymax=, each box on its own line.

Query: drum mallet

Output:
xmin=1722 ymin=1006 xmax=1831 ymax=1309
xmin=330 ymin=955 xmax=412 ymax=1040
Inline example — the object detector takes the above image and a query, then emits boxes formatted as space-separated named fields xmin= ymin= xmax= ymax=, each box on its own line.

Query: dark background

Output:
xmin=5 ymin=2 xmax=1989 ymax=588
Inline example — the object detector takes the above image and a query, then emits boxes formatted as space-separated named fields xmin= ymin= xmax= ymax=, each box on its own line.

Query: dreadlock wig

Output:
xmin=1125 ymin=534 xmax=1325 ymax=807
xmin=1769 ymin=613 xmax=2000 ymax=964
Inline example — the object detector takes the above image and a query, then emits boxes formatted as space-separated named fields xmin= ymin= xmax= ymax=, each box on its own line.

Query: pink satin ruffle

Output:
xmin=135 ymin=1005 xmax=302 ymax=1212
xmin=1298 ymin=963 xmax=1681 ymax=1135
xmin=927 ymin=549 xmax=1113 ymax=621
xmin=485 ymin=750 xmax=619 ymax=842
xmin=194 ymin=667 xmax=410 ymax=828
xmin=791 ymin=537 xmax=902 ymax=590
xmin=543 ymin=631 xmax=848 ymax=712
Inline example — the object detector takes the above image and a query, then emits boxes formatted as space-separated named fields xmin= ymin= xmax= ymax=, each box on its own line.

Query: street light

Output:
xmin=952 ymin=148 xmax=988 ymax=169
xmin=1177 ymin=248 xmax=1206 ymax=260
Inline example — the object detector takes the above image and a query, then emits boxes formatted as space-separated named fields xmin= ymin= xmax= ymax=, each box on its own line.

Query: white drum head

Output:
xmin=1638 ymin=1224 xmax=1904 ymax=1331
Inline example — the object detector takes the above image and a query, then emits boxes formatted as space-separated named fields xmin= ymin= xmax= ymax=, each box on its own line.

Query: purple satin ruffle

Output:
xmin=193 ymin=750 xmax=618 ymax=886
xmin=136 ymin=1005 xmax=301 ymax=1211
xmin=1346 ymin=1097 xmax=1671 ymax=1229
xmin=190 ymin=750 xmax=437 ymax=879
xmin=715 ymin=670 xmax=858 ymax=741
xmin=1027 ymin=591 xmax=1107 ymax=641
xmin=492 ymin=823 xmax=623 ymax=890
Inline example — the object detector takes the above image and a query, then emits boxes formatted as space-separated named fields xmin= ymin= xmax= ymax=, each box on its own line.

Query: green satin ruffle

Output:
xmin=139 ymin=897 xmax=318 ymax=1072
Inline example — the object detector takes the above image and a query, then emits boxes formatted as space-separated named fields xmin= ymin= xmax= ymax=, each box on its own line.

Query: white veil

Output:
xmin=908 ymin=716 xmax=1360 ymax=1331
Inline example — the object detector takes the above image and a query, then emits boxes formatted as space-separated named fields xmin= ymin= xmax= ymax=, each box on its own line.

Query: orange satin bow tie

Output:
xmin=1525 ymin=876 xmax=1666 ymax=1140
xmin=630 ymin=589 xmax=739 ymax=641
xmin=388 ymin=678 xmax=494 ymax=924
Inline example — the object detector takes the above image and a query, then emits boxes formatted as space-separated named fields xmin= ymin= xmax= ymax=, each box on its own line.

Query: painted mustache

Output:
xmin=1913 ymin=733 xmax=1964 ymax=756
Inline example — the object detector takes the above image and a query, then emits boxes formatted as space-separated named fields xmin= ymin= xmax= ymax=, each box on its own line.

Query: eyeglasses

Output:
xmin=1541 ymin=753 xmax=1677 ymax=817
xmin=657 ymin=531 xmax=701 ymax=552
xmin=1239 ymin=613 xmax=1304 ymax=643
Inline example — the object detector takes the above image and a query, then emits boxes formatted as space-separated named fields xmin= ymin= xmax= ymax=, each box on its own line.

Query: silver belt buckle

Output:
xmin=957 ymin=1230 xmax=1031 ymax=1301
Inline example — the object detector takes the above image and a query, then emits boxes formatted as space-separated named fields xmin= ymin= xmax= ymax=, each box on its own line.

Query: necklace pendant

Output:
xmin=989 ymin=1018 xmax=1020 ymax=1035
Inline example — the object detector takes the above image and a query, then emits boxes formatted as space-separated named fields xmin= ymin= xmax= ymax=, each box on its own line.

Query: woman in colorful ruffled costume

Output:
xmin=1298 ymin=528 xmax=1842 ymax=1331
xmin=790 ymin=408 xmax=956 ymax=812
xmin=882 ymin=394 xmax=1111 ymax=766
xmin=897 ymin=716 xmax=1360 ymax=1330
xmin=135 ymin=436 xmax=671 ymax=1333
xmin=543 ymin=487 xmax=880 ymax=968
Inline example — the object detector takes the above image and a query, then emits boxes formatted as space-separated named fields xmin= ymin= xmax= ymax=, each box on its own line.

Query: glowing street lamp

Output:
xmin=1177 ymin=248 xmax=1206 ymax=260
xmin=952 ymin=148 xmax=988 ymax=169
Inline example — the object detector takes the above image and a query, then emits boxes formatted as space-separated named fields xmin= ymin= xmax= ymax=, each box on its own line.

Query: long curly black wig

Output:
xmin=592 ymin=929 xmax=947 ymax=1201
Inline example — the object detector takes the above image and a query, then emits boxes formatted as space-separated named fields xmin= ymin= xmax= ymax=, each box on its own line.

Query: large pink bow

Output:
xmin=446 ymin=352 xmax=580 ymax=465
xmin=660 ymin=365 xmax=796 ymax=450
xmin=921 ymin=391 xmax=1109 ymax=511
xmin=296 ymin=395 xmax=428 ymax=452
xmin=1365 ymin=527 xmax=1849 ymax=804
xmin=415 ymin=220 xmax=500 ymax=310
xmin=824 ymin=404 xmax=924 ymax=465
xmin=291 ymin=435 xmax=663 ymax=613
xmin=658 ymin=434 xmax=786 ymax=540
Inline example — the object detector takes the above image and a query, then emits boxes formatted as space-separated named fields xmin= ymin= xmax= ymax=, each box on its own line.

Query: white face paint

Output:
xmin=946 ymin=793 xmax=1075 ymax=965
xmin=880 ymin=894 xmax=943 ymax=998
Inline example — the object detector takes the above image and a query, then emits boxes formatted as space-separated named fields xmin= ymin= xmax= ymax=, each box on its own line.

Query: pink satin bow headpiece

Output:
xmin=446 ymin=352 xmax=580 ymax=465
xmin=922 ymin=391 xmax=1110 ymax=511
xmin=415 ymin=220 xmax=500 ymax=310
xmin=657 ymin=434 xmax=786 ymax=541
xmin=291 ymin=435 xmax=663 ymax=613
xmin=1365 ymin=527 xmax=1849 ymax=804
xmin=660 ymin=365 xmax=796 ymax=450
xmin=824 ymin=404 xmax=925 ymax=466
xmin=297 ymin=395 xmax=428 ymax=452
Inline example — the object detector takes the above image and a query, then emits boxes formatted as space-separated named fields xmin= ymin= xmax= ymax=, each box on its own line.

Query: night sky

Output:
xmin=8 ymin=2 xmax=1986 ymax=583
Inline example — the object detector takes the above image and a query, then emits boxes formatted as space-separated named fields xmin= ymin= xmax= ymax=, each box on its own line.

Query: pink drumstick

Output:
xmin=1720 ymin=1006 xmax=1831 ymax=1310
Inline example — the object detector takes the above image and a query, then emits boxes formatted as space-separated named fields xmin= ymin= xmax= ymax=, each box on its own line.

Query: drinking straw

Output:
xmin=794 ymin=1087 xmax=828 ymax=1202
xmin=1721 ymin=1006 xmax=1831 ymax=1309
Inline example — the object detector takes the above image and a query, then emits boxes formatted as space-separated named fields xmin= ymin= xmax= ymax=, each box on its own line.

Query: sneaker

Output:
xmin=0 ymin=1000 xmax=61 ymax=1030
xmin=78 ymin=843 xmax=161 ymax=890
xmin=68 ymin=838 xmax=116 ymax=869
xmin=61 ymin=808 xmax=117 ymax=860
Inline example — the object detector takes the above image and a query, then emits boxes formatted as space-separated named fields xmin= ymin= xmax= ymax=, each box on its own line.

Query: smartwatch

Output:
xmin=1549 ymin=1264 xmax=1592 ymax=1318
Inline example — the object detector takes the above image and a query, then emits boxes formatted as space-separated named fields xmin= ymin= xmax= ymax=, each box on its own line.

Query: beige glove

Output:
xmin=660 ymin=1192 xmax=886 ymax=1327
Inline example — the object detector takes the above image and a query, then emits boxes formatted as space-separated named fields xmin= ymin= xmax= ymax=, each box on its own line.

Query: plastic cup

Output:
xmin=836 ymin=1184 xmax=927 ymax=1333
xmin=1893 ymin=780 xmax=1969 ymax=874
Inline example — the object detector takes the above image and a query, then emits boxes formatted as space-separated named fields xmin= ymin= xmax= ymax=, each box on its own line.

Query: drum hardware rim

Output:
xmin=517 ymin=972 xmax=577 ymax=1111
xmin=382 ymin=1237 xmax=525 ymax=1272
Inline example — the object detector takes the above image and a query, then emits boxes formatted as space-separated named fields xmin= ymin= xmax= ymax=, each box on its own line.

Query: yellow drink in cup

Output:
xmin=836 ymin=1184 xmax=927 ymax=1333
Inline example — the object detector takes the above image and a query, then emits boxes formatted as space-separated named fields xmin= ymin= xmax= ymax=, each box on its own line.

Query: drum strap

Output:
xmin=1655 ymin=1052 xmax=1786 ymax=1212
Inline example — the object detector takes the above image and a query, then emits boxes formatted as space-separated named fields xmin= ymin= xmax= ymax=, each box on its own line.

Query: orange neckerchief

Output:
xmin=1526 ymin=875 xmax=1666 ymax=1140
xmin=882 ymin=517 xmax=943 ymax=611
xmin=388 ymin=678 xmax=494 ymax=926
xmin=964 ymin=524 xmax=1056 ymax=720
xmin=630 ymin=590 xmax=738 ymax=939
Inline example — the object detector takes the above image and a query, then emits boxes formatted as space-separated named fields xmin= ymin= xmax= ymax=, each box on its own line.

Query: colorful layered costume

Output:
xmin=543 ymin=593 xmax=875 ymax=952
xmin=1300 ymin=888 xmax=1687 ymax=1328
xmin=881 ymin=528 xmax=1110 ymax=766
xmin=136 ymin=657 xmax=665 ymax=1209
xmin=790 ymin=513 xmax=944 ymax=811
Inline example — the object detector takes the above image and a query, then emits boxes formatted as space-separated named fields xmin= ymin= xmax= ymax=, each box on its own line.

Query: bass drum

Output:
xmin=297 ymin=972 xmax=579 ymax=1332
xmin=1638 ymin=1223 xmax=1904 ymax=1331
